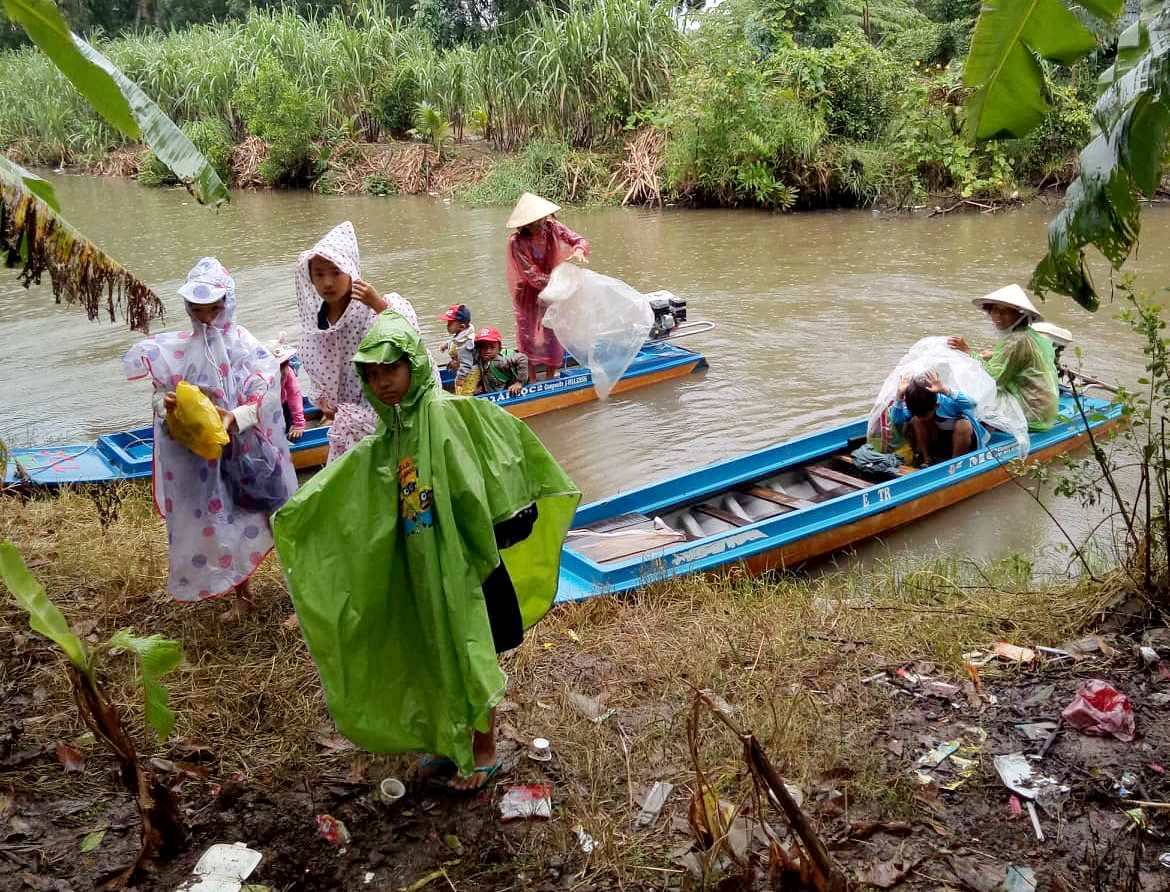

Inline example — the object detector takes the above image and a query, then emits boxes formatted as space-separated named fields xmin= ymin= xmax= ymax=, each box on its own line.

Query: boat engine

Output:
xmin=647 ymin=291 xmax=687 ymax=339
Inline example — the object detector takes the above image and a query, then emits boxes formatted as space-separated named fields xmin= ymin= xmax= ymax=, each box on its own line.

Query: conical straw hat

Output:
xmin=506 ymin=192 xmax=561 ymax=229
xmin=971 ymin=284 xmax=1043 ymax=323
xmin=1032 ymin=321 xmax=1072 ymax=347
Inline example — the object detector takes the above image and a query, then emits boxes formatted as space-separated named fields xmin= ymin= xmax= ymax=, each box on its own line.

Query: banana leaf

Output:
xmin=107 ymin=631 xmax=184 ymax=741
xmin=0 ymin=540 xmax=91 ymax=675
xmin=1 ymin=0 xmax=229 ymax=206
xmin=0 ymin=166 xmax=163 ymax=330
xmin=963 ymin=0 xmax=1123 ymax=140
xmin=0 ymin=155 xmax=59 ymax=211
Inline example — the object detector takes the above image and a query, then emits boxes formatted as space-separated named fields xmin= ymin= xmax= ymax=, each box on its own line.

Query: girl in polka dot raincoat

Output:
xmin=123 ymin=257 xmax=297 ymax=615
xmin=294 ymin=221 xmax=433 ymax=463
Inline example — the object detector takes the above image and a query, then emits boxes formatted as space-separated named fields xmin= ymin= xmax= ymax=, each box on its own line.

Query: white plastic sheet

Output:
xmin=540 ymin=263 xmax=653 ymax=400
xmin=868 ymin=336 xmax=1031 ymax=456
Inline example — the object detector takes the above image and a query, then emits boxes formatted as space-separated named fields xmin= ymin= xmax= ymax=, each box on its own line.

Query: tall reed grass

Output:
xmin=0 ymin=0 xmax=680 ymax=166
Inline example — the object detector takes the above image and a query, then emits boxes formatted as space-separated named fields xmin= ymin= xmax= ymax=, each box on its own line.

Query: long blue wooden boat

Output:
xmin=555 ymin=391 xmax=1123 ymax=603
xmin=3 ymin=341 xmax=706 ymax=487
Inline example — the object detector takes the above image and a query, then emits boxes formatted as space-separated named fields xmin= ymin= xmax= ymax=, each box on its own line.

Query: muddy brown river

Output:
xmin=3 ymin=173 xmax=1168 ymax=571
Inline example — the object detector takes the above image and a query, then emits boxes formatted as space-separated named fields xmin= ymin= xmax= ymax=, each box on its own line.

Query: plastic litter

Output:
xmin=1014 ymin=721 xmax=1059 ymax=741
xmin=167 ymin=381 xmax=230 ymax=461
xmin=1138 ymin=645 xmax=1160 ymax=666
xmin=993 ymin=642 xmax=1036 ymax=664
xmin=315 ymin=815 xmax=350 ymax=847
xmin=540 ymin=263 xmax=653 ymax=400
xmin=1115 ymin=770 xmax=1139 ymax=798
xmin=1061 ymin=679 xmax=1135 ymax=742
xmin=866 ymin=336 xmax=1031 ymax=456
xmin=528 ymin=737 xmax=552 ymax=762
xmin=636 ymin=781 xmax=674 ymax=827
xmin=1002 ymin=865 xmax=1037 ymax=891
xmin=568 ymin=692 xmax=615 ymax=723
xmin=992 ymin=753 xmax=1066 ymax=800
xmin=572 ymin=824 xmax=596 ymax=854
xmin=378 ymin=777 xmax=405 ymax=805
xmin=1159 ymin=852 xmax=1170 ymax=868
xmin=499 ymin=784 xmax=553 ymax=821
xmin=176 ymin=842 xmax=263 ymax=892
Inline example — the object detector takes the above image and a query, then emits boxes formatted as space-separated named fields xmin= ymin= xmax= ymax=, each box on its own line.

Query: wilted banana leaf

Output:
xmin=0 ymin=167 xmax=164 ymax=330
xmin=0 ymin=155 xmax=59 ymax=211
xmin=963 ymin=0 xmax=1123 ymax=140
xmin=1 ymin=0 xmax=228 ymax=206
xmin=1030 ymin=7 xmax=1170 ymax=307
xmin=107 ymin=630 xmax=184 ymax=741
xmin=0 ymin=539 xmax=91 ymax=675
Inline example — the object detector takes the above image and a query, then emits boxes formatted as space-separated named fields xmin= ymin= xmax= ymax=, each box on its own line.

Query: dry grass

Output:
xmin=615 ymin=127 xmax=665 ymax=207
xmin=231 ymin=136 xmax=269 ymax=189
xmin=87 ymin=145 xmax=148 ymax=178
xmin=317 ymin=141 xmax=493 ymax=197
xmin=0 ymin=486 xmax=1118 ymax=883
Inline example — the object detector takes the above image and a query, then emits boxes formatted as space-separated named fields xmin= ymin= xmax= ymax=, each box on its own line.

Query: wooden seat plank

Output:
xmin=806 ymin=466 xmax=871 ymax=491
xmin=741 ymin=485 xmax=814 ymax=511
xmin=693 ymin=504 xmax=747 ymax=527
xmin=581 ymin=512 xmax=654 ymax=534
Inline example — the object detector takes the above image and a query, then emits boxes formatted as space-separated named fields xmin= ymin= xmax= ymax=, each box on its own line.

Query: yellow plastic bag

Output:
xmin=166 ymin=381 xmax=229 ymax=460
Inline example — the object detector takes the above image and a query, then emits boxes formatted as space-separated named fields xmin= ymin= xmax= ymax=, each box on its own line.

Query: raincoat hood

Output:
xmin=354 ymin=312 xmax=438 ymax=420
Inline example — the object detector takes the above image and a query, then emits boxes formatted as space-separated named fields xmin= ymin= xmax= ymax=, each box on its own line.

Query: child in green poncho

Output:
xmin=273 ymin=312 xmax=580 ymax=793
xmin=947 ymin=284 xmax=1059 ymax=431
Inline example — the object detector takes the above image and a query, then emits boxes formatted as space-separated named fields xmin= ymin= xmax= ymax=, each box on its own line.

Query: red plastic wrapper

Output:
xmin=315 ymin=814 xmax=351 ymax=846
xmin=1061 ymin=680 xmax=1135 ymax=742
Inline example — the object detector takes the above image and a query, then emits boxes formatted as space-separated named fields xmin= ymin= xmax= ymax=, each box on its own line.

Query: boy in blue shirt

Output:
xmin=892 ymin=370 xmax=986 ymax=466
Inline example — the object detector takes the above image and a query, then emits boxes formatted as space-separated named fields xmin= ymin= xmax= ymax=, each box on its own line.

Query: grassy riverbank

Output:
xmin=0 ymin=0 xmax=1101 ymax=210
xmin=3 ymin=484 xmax=1168 ymax=889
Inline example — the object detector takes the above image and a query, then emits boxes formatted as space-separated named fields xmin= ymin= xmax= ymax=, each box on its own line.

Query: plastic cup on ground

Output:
xmin=528 ymin=737 xmax=552 ymax=762
xmin=379 ymin=777 xmax=405 ymax=805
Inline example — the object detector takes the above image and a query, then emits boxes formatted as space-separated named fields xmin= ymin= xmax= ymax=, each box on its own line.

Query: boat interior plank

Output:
xmin=581 ymin=512 xmax=655 ymax=534
xmin=741 ymin=485 xmax=813 ymax=510
xmin=693 ymin=504 xmax=748 ymax=527
xmin=806 ymin=465 xmax=871 ymax=491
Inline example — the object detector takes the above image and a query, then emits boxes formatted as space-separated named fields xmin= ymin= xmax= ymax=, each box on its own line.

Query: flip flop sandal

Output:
xmin=433 ymin=761 xmax=503 ymax=794
xmin=414 ymin=755 xmax=457 ymax=782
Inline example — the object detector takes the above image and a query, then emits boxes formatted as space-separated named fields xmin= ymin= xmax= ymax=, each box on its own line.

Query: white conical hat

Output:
xmin=971 ymin=284 xmax=1043 ymax=323
xmin=1032 ymin=321 xmax=1073 ymax=347
xmin=506 ymin=192 xmax=561 ymax=229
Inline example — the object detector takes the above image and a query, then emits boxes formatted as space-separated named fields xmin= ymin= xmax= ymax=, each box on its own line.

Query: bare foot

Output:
xmin=218 ymin=599 xmax=254 ymax=625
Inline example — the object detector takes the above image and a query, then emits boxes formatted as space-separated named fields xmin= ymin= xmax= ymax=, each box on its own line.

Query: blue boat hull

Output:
xmin=555 ymin=394 xmax=1123 ymax=603
xmin=4 ymin=341 xmax=706 ymax=487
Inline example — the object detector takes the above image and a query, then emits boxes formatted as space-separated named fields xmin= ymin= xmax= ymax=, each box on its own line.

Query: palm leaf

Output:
xmin=0 ymin=540 xmax=91 ymax=675
xmin=2 ymin=0 xmax=229 ymax=205
xmin=962 ymin=0 xmax=1123 ymax=140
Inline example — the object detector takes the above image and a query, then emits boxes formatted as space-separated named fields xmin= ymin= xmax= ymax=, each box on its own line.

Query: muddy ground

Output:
xmin=4 ymin=620 xmax=1170 ymax=891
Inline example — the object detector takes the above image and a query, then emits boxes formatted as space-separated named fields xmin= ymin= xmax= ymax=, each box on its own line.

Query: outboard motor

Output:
xmin=669 ymin=295 xmax=687 ymax=323
xmin=649 ymin=296 xmax=675 ymax=338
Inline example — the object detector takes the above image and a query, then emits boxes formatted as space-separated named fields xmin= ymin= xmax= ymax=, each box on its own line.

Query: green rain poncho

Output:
xmin=981 ymin=327 xmax=1060 ymax=431
xmin=273 ymin=313 xmax=580 ymax=772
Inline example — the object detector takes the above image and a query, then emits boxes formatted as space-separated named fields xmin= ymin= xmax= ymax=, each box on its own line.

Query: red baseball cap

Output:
xmin=474 ymin=326 xmax=502 ymax=345
xmin=439 ymin=304 xmax=471 ymax=323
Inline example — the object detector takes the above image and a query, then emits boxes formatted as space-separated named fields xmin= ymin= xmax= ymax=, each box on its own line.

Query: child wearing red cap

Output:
xmin=472 ymin=326 xmax=529 ymax=396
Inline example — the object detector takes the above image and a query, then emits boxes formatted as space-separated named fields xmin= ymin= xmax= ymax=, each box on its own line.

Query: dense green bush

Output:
xmin=139 ymin=117 xmax=234 ymax=186
xmin=370 ymin=64 xmax=421 ymax=137
xmin=1009 ymin=82 xmax=1093 ymax=185
xmin=233 ymin=55 xmax=326 ymax=184
xmin=462 ymin=140 xmax=611 ymax=206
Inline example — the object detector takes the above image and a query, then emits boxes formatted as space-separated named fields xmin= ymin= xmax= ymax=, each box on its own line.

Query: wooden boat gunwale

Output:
xmin=555 ymin=394 xmax=1124 ymax=603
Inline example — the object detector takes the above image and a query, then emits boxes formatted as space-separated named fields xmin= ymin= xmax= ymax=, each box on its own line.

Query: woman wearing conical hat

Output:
xmin=948 ymin=284 xmax=1060 ymax=431
xmin=504 ymin=192 xmax=590 ymax=382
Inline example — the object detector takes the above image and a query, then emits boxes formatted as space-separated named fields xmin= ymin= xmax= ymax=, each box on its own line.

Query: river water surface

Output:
xmin=4 ymin=174 xmax=1169 ymax=570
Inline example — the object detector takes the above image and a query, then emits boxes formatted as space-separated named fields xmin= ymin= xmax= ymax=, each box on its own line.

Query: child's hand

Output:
xmin=217 ymin=407 xmax=238 ymax=434
xmin=896 ymin=373 xmax=910 ymax=399
xmin=923 ymin=370 xmax=947 ymax=394
xmin=947 ymin=336 xmax=970 ymax=353
xmin=288 ymin=426 xmax=304 ymax=441
xmin=508 ymin=382 xmax=523 ymax=396
xmin=447 ymin=357 xmax=460 ymax=371
xmin=316 ymin=396 xmax=336 ymax=419
xmin=163 ymin=391 xmax=178 ymax=413
xmin=351 ymin=279 xmax=382 ymax=308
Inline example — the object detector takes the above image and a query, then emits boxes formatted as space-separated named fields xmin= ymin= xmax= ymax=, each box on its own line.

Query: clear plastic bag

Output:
xmin=867 ymin=337 xmax=1031 ymax=456
xmin=221 ymin=429 xmax=296 ymax=513
xmin=540 ymin=263 xmax=653 ymax=400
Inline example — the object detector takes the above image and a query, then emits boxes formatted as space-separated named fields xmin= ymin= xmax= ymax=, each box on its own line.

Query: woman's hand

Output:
xmin=947 ymin=336 xmax=970 ymax=353
xmin=316 ymin=396 xmax=336 ymax=420
xmin=163 ymin=391 xmax=177 ymax=413
xmin=288 ymin=426 xmax=304 ymax=441
xmin=569 ymin=247 xmax=588 ymax=265
xmin=980 ymin=349 xmax=993 ymax=360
